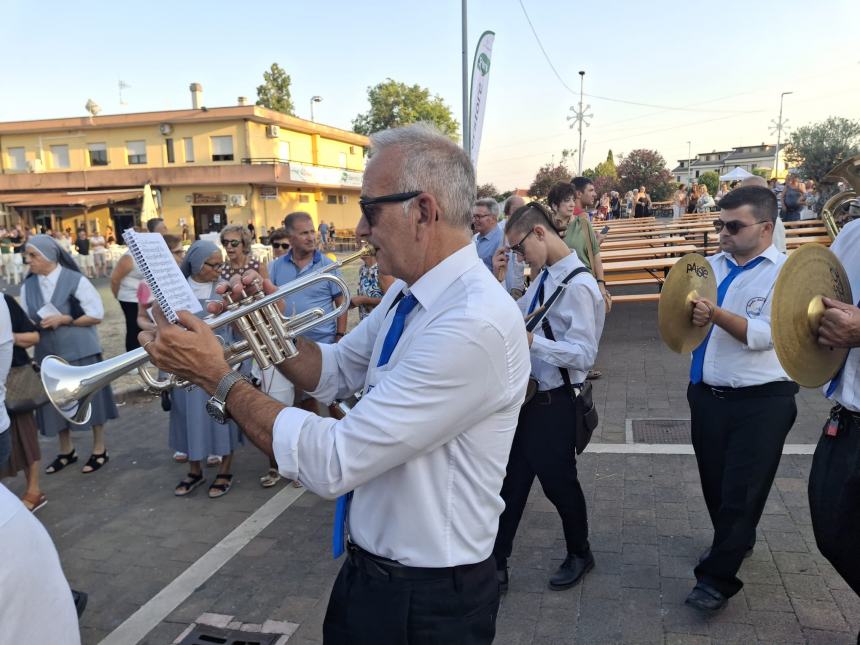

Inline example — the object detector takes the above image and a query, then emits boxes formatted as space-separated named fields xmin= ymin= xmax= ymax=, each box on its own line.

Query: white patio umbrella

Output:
xmin=719 ymin=167 xmax=755 ymax=181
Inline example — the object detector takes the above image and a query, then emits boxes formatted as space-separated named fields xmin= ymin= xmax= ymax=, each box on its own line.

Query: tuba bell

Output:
xmin=820 ymin=154 xmax=860 ymax=240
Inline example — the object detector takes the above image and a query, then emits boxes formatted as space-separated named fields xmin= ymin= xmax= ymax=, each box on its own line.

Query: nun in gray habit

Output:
xmin=20 ymin=235 xmax=117 ymax=475
xmin=168 ymin=240 xmax=241 ymax=498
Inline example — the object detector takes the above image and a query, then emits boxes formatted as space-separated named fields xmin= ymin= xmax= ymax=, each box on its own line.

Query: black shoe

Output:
xmin=497 ymin=567 xmax=509 ymax=594
xmin=685 ymin=582 xmax=727 ymax=611
xmin=549 ymin=551 xmax=595 ymax=590
xmin=71 ymin=589 xmax=88 ymax=618
xmin=698 ymin=545 xmax=754 ymax=564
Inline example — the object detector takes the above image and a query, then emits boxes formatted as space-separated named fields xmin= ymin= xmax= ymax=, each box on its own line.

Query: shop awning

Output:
xmin=0 ymin=189 xmax=142 ymax=208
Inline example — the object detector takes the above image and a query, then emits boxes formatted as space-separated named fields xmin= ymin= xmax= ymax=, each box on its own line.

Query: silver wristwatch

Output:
xmin=205 ymin=370 xmax=247 ymax=424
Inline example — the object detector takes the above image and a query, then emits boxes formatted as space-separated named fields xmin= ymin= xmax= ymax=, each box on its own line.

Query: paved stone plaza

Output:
xmin=3 ymin=278 xmax=859 ymax=643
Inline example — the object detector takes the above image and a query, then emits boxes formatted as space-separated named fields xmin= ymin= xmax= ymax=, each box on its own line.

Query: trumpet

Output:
xmin=41 ymin=245 xmax=374 ymax=425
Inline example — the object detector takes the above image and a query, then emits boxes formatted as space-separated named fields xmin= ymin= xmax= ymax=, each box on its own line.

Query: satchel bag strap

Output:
xmin=525 ymin=266 xmax=588 ymax=333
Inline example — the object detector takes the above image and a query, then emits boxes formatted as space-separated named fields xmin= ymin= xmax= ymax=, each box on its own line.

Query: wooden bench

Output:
xmin=600 ymin=244 xmax=698 ymax=261
xmin=612 ymin=293 xmax=660 ymax=304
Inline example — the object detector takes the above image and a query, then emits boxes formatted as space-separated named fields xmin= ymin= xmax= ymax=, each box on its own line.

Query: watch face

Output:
xmin=206 ymin=398 xmax=228 ymax=424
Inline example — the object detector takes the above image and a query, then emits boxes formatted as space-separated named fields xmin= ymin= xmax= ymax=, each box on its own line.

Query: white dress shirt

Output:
xmin=698 ymin=245 xmax=790 ymax=387
xmin=19 ymin=266 xmax=104 ymax=320
xmin=517 ymin=252 xmax=605 ymax=388
xmin=823 ymin=219 xmax=860 ymax=412
xmin=272 ymin=244 xmax=531 ymax=567
xmin=0 ymin=297 xmax=13 ymax=434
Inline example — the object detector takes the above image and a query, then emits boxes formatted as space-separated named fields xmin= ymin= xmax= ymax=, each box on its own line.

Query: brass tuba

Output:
xmin=41 ymin=245 xmax=373 ymax=425
xmin=820 ymin=155 xmax=860 ymax=239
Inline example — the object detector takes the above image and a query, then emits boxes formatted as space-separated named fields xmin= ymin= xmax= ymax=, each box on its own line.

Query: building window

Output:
xmin=88 ymin=143 xmax=108 ymax=166
xmin=8 ymin=147 xmax=26 ymax=171
xmin=278 ymin=141 xmax=290 ymax=162
xmin=339 ymin=195 xmax=348 ymax=204
xmin=127 ymin=140 xmax=147 ymax=165
xmin=184 ymin=137 xmax=195 ymax=163
xmin=165 ymin=138 xmax=175 ymax=163
xmin=327 ymin=194 xmax=338 ymax=205
xmin=695 ymin=170 xmax=700 ymax=178
xmin=211 ymin=135 xmax=234 ymax=161
xmin=50 ymin=144 xmax=70 ymax=169
xmin=338 ymin=152 xmax=347 ymax=168
xmin=298 ymin=194 xmax=309 ymax=203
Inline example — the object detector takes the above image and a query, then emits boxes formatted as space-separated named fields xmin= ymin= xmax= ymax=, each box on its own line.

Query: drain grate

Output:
xmin=630 ymin=419 xmax=691 ymax=444
xmin=178 ymin=626 xmax=280 ymax=645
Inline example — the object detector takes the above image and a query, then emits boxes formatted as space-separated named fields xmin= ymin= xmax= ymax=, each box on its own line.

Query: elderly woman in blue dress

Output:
xmin=20 ymin=235 xmax=117 ymax=474
xmin=169 ymin=240 xmax=242 ymax=498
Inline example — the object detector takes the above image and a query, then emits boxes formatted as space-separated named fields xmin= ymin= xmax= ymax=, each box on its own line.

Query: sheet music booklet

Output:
xmin=122 ymin=229 xmax=202 ymax=323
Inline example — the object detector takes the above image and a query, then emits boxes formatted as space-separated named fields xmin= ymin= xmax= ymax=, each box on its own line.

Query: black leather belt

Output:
xmin=695 ymin=380 xmax=799 ymax=399
xmin=532 ymin=384 xmax=583 ymax=405
xmin=346 ymin=542 xmax=485 ymax=581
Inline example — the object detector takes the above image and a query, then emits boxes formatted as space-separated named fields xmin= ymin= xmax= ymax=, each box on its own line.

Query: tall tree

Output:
xmin=594 ymin=149 xmax=617 ymax=179
xmin=785 ymin=116 xmax=860 ymax=182
xmin=256 ymin=63 xmax=295 ymax=115
xmin=698 ymin=171 xmax=720 ymax=197
xmin=616 ymin=149 xmax=674 ymax=201
xmin=352 ymin=79 xmax=459 ymax=139
xmin=476 ymin=183 xmax=499 ymax=199
xmin=529 ymin=154 xmax=572 ymax=199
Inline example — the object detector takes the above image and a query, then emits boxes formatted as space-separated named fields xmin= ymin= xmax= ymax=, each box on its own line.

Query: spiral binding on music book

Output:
xmin=122 ymin=228 xmax=192 ymax=323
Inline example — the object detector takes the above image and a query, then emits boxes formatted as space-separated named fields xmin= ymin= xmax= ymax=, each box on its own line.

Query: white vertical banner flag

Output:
xmin=469 ymin=30 xmax=495 ymax=168
xmin=141 ymin=182 xmax=159 ymax=226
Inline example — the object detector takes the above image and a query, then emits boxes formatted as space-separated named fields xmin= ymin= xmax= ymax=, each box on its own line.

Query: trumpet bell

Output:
xmin=40 ymin=355 xmax=94 ymax=425
xmin=658 ymin=253 xmax=718 ymax=354
xmin=772 ymin=244 xmax=852 ymax=387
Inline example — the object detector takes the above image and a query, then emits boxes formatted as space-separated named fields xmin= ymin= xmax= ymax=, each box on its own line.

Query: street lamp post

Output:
xmin=310 ymin=95 xmax=322 ymax=122
xmin=772 ymin=91 xmax=793 ymax=178
xmin=566 ymin=71 xmax=592 ymax=176
xmin=686 ymin=141 xmax=692 ymax=186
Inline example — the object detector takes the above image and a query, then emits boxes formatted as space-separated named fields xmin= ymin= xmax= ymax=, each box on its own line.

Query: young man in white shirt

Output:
xmin=140 ymin=123 xmax=531 ymax=644
xmin=810 ymin=218 xmax=860 ymax=625
xmin=685 ymin=186 xmax=797 ymax=611
xmin=492 ymin=202 xmax=605 ymax=592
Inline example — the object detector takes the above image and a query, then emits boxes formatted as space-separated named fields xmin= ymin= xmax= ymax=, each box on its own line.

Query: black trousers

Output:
xmin=688 ymin=381 xmax=797 ymax=597
xmin=493 ymin=387 xmax=589 ymax=566
xmin=119 ymin=299 xmax=142 ymax=352
xmin=809 ymin=407 xmax=860 ymax=596
xmin=322 ymin=547 xmax=499 ymax=645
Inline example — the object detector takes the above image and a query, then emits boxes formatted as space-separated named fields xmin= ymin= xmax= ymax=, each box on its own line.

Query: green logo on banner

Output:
xmin=477 ymin=53 xmax=491 ymax=75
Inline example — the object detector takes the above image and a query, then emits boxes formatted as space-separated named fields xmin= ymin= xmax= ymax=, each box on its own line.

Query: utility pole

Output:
xmin=461 ymin=0 xmax=470 ymax=156
xmin=687 ymin=141 xmax=692 ymax=185
xmin=567 ymin=70 xmax=592 ymax=176
xmin=770 ymin=91 xmax=793 ymax=178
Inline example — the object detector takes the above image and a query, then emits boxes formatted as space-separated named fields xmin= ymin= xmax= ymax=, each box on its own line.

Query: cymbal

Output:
xmin=658 ymin=253 xmax=717 ymax=353
xmin=772 ymin=244 xmax=853 ymax=387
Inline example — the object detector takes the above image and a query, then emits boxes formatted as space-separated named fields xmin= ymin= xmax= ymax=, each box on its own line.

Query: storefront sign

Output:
xmin=289 ymin=163 xmax=362 ymax=188
xmin=260 ymin=186 xmax=278 ymax=201
xmin=193 ymin=192 xmax=228 ymax=204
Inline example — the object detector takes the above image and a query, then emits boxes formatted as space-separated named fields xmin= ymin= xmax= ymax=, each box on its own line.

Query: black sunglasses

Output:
xmin=359 ymin=191 xmax=422 ymax=227
xmin=221 ymin=239 xmax=242 ymax=248
xmin=270 ymin=242 xmax=290 ymax=250
xmin=510 ymin=229 xmax=535 ymax=256
xmin=713 ymin=219 xmax=768 ymax=235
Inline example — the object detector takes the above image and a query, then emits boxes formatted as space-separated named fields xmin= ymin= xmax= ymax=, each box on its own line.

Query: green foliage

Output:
xmin=752 ymin=168 xmax=771 ymax=179
xmin=529 ymin=159 xmax=572 ymax=199
xmin=476 ymin=183 xmax=498 ymax=199
xmin=785 ymin=117 xmax=860 ymax=182
xmin=583 ymin=168 xmax=596 ymax=179
xmin=256 ymin=63 xmax=295 ymax=115
xmin=594 ymin=149 xmax=618 ymax=179
xmin=352 ymin=79 xmax=459 ymax=140
xmin=698 ymin=171 xmax=720 ymax=197
xmin=616 ymin=149 xmax=674 ymax=201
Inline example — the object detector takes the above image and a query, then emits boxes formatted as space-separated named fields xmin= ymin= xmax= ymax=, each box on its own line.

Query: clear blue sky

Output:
xmin=1 ymin=0 xmax=858 ymax=189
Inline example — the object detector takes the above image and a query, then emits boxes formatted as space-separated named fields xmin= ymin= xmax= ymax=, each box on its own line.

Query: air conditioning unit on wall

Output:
xmin=228 ymin=194 xmax=247 ymax=207
xmin=266 ymin=125 xmax=280 ymax=138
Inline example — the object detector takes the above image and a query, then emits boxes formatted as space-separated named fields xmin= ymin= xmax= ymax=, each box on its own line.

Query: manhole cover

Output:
xmin=630 ymin=419 xmax=691 ymax=444
xmin=178 ymin=626 xmax=280 ymax=645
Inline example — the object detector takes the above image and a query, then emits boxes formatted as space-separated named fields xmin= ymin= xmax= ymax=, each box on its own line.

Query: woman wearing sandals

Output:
xmin=169 ymin=240 xmax=241 ymax=498
xmin=0 ymin=294 xmax=47 ymax=510
xmin=20 ymin=235 xmax=117 ymax=475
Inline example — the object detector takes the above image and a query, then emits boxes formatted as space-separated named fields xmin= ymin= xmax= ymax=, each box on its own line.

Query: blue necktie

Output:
xmin=690 ymin=256 xmax=767 ymax=384
xmin=825 ymin=297 xmax=860 ymax=397
xmin=332 ymin=292 xmax=420 ymax=558
xmin=528 ymin=270 xmax=549 ymax=315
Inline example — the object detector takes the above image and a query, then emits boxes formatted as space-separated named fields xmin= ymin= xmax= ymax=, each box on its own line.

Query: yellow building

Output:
xmin=0 ymin=85 xmax=368 ymax=239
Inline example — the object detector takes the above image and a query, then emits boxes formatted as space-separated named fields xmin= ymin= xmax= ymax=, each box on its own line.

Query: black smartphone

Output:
xmin=600 ymin=225 xmax=610 ymax=235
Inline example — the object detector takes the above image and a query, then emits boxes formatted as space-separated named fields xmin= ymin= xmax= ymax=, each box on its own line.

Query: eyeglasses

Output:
xmin=204 ymin=261 xmax=224 ymax=270
xmin=221 ymin=239 xmax=242 ymax=248
xmin=509 ymin=229 xmax=535 ymax=256
xmin=472 ymin=211 xmax=494 ymax=220
xmin=713 ymin=219 xmax=768 ymax=235
xmin=359 ymin=191 xmax=422 ymax=227
xmin=271 ymin=242 xmax=290 ymax=250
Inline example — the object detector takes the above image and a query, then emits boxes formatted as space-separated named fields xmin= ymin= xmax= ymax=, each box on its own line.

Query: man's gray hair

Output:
xmin=369 ymin=123 xmax=475 ymax=230
xmin=474 ymin=197 xmax=500 ymax=219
